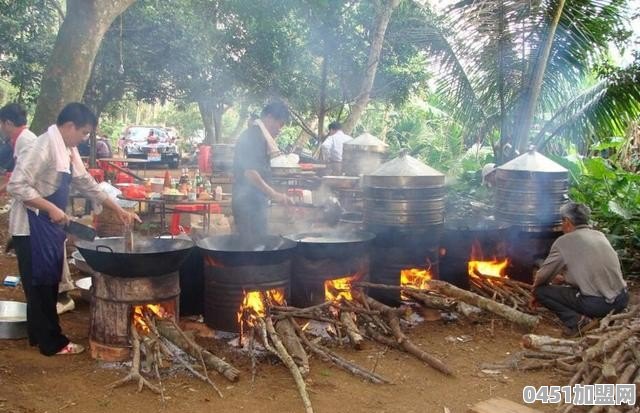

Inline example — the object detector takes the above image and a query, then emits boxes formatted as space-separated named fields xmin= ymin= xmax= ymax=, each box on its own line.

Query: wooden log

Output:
xmin=156 ymin=319 xmax=240 ymax=382
xmin=403 ymin=290 xmax=455 ymax=311
xmin=275 ymin=318 xmax=310 ymax=376
xmin=107 ymin=323 xmax=162 ymax=394
xmin=263 ymin=317 xmax=314 ymax=413
xmin=355 ymin=292 xmax=454 ymax=376
xmin=584 ymin=325 xmax=640 ymax=362
xmin=289 ymin=318 xmax=390 ymax=384
xmin=427 ymin=280 xmax=539 ymax=331
xmin=602 ymin=343 xmax=629 ymax=382
xmin=521 ymin=334 xmax=577 ymax=355
xmin=340 ymin=311 xmax=365 ymax=350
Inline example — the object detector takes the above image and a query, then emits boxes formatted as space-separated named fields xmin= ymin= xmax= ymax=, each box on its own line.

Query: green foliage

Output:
xmin=559 ymin=148 xmax=640 ymax=270
xmin=0 ymin=0 xmax=60 ymax=105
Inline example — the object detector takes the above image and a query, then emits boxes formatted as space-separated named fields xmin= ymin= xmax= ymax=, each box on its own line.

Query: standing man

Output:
xmin=320 ymin=121 xmax=352 ymax=175
xmin=232 ymin=101 xmax=293 ymax=241
xmin=532 ymin=202 xmax=628 ymax=337
xmin=8 ymin=102 xmax=140 ymax=356
xmin=0 ymin=103 xmax=77 ymax=315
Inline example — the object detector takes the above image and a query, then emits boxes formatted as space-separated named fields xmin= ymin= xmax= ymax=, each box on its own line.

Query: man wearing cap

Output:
xmin=532 ymin=202 xmax=628 ymax=337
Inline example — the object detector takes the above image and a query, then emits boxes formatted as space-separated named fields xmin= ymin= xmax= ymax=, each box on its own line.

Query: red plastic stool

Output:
xmin=169 ymin=203 xmax=221 ymax=235
xmin=88 ymin=168 xmax=105 ymax=183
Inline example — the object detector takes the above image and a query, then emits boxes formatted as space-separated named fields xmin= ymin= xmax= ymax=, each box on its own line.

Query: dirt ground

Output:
xmin=0 ymin=191 xmax=634 ymax=413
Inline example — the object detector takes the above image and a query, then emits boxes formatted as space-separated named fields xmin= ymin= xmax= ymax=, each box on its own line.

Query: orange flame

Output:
xmin=236 ymin=288 xmax=285 ymax=334
xmin=132 ymin=304 xmax=168 ymax=332
xmin=468 ymin=259 xmax=509 ymax=279
xmin=468 ymin=240 xmax=509 ymax=279
xmin=324 ymin=274 xmax=358 ymax=302
xmin=400 ymin=268 xmax=432 ymax=300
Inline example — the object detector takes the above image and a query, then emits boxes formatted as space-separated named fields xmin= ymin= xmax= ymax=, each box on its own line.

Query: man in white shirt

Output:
xmin=8 ymin=102 xmax=139 ymax=356
xmin=0 ymin=103 xmax=76 ymax=316
xmin=320 ymin=122 xmax=352 ymax=175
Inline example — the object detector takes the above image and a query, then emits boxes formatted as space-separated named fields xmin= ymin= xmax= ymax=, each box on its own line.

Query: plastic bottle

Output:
xmin=214 ymin=185 xmax=223 ymax=201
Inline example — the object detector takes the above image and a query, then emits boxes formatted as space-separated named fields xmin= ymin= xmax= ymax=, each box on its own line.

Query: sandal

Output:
xmin=56 ymin=342 xmax=85 ymax=355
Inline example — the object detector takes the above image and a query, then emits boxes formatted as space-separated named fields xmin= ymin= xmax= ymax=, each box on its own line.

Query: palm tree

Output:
xmin=400 ymin=0 xmax=640 ymax=163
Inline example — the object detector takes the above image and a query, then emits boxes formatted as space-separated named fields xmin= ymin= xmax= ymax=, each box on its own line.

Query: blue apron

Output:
xmin=27 ymin=171 xmax=71 ymax=286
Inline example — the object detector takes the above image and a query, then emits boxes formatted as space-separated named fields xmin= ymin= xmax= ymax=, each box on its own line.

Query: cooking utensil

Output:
xmin=64 ymin=220 xmax=97 ymax=241
xmin=321 ymin=175 xmax=360 ymax=189
xmin=271 ymin=165 xmax=302 ymax=176
xmin=71 ymin=250 xmax=94 ymax=274
xmin=285 ymin=230 xmax=375 ymax=259
xmin=74 ymin=277 xmax=92 ymax=301
xmin=0 ymin=301 xmax=27 ymax=339
xmin=197 ymin=234 xmax=296 ymax=266
xmin=75 ymin=236 xmax=194 ymax=278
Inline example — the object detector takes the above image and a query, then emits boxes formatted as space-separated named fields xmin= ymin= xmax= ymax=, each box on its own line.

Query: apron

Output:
xmin=27 ymin=171 xmax=71 ymax=286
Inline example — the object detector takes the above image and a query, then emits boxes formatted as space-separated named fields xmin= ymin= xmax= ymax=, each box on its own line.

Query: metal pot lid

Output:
xmin=497 ymin=147 xmax=567 ymax=173
xmin=367 ymin=151 xmax=444 ymax=177
xmin=343 ymin=133 xmax=388 ymax=153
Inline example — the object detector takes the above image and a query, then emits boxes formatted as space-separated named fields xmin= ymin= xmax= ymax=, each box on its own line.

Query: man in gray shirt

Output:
xmin=532 ymin=202 xmax=628 ymax=337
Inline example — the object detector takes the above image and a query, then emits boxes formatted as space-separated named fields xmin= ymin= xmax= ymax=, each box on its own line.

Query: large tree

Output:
xmin=31 ymin=0 xmax=135 ymax=133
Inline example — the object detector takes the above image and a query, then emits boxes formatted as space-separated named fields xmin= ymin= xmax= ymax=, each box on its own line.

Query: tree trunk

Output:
xmin=342 ymin=0 xmax=400 ymax=134
xmin=31 ymin=0 xmax=136 ymax=133
xmin=229 ymin=104 xmax=249 ymax=141
xmin=212 ymin=104 xmax=224 ymax=144
xmin=513 ymin=0 xmax=566 ymax=154
xmin=198 ymin=100 xmax=215 ymax=145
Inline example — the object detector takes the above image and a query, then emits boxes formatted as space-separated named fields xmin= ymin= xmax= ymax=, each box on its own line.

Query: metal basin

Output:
xmin=0 ymin=301 xmax=27 ymax=340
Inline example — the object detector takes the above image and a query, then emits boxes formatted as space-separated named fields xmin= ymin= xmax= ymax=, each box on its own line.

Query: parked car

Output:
xmin=123 ymin=126 xmax=180 ymax=168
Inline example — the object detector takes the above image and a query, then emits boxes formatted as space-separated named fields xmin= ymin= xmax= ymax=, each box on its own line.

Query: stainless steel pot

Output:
xmin=362 ymin=152 xmax=445 ymax=232
xmin=0 ymin=301 xmax=27 ymax=340
xmin=342 ymin=133 xmax=388 ymax=176
xmin=495 ymin=148 xmax=568 ymax=231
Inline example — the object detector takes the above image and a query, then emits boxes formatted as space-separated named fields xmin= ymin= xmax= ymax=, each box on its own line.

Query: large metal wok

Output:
xmin=284 ymin=230 xmax=375 ymax=260
xmin=197 ymin=234 xmax=297 ymax=267
xmin=75 ymin=236 xmax=194 ymax=278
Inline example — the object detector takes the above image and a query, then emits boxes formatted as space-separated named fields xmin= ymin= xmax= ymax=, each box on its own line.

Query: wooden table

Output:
xmin=118 ymin=195 xmax=224 ymax=233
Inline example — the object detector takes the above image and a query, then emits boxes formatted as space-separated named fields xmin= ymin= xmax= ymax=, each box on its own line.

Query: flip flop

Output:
xmin=56 ymin=342 xmax=85 ymax=355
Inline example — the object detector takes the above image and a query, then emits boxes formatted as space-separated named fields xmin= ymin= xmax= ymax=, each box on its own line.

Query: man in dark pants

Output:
xmin=532 ymin=202 xmax=628 ymax=337
xmin=8 ymin=103 xmax=139 ymax=356
xmin=232 ymin=101 xmax=293 ymax=242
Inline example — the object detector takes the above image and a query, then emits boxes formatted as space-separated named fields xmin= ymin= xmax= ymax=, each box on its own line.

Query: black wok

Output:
xmin=284 ymin=230 xmax=375 ymax=260
xmin=75 ymin=236 xmax=194 ymax=278
xmin=196 ymin=234 xmax=297 ymax=267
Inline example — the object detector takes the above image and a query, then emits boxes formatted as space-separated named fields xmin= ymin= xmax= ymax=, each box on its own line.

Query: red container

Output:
xmin=88 ymin=168 xmax=105 ymax=183
xmin=115 ymin=172 xmax=134 ymax=184
xmin=198 ymin=145 xmax=212 ymax=174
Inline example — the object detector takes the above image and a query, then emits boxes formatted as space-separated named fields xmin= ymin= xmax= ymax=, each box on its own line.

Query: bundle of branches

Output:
xmin=108 ymin=308 xmax=240 ymax=400
xmin=355 ymin=280 xmax=540 ymax=331
xmin=486 ymin=306 xmax=640 ymax=412
xmin=241 ymin=287 xmax=456 ymax=413
xmin=468 ymin=270 xmax=535 ymax=313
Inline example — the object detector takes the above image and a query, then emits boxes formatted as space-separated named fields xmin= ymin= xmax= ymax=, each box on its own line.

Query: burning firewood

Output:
xmin=355 ymin=280 xmax=539 ymax=331
xmin=107 ymin=321 xmax=163 ymax=395
xmin=237 ymin=290 xmax=314 ymax=413
xmin=353 ymin=290 xmax=454 ymax=376
xmin=108 ymin=303 xmax=240 ymax=400
xmin=275 ymin=318 xmax=310 ymax=376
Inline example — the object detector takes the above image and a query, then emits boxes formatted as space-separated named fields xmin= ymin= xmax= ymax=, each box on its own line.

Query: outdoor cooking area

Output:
xmin=2 ymin=144 xmax=639 ymax=413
